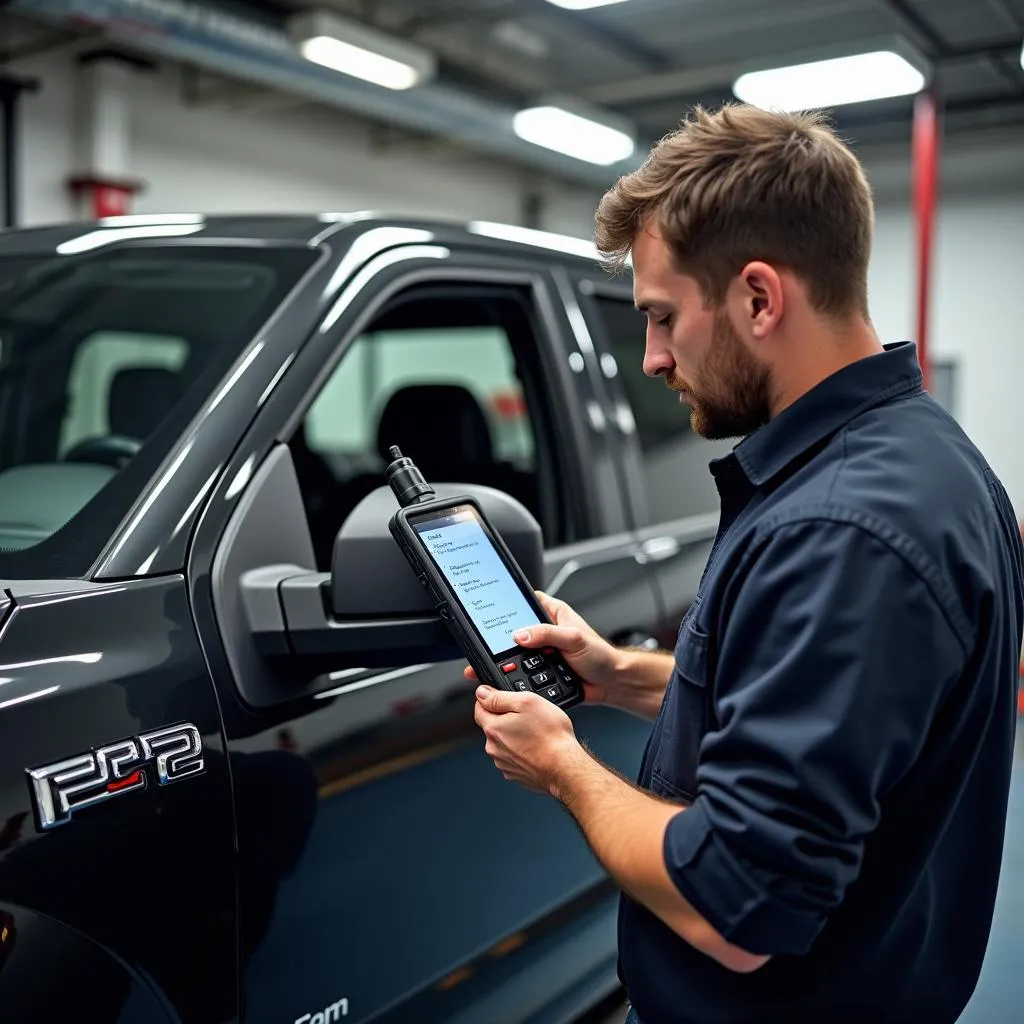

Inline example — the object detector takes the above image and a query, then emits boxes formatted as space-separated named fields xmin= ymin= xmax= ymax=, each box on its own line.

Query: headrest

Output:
xmin=108 ymin=367 xmax=181 ymax=440
xmin=376 ymin=384 xmax=494 ymax=478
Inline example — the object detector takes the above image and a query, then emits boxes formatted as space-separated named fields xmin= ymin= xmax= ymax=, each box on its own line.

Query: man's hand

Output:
xmin=464 ymin=590 xmax=674 ymax=720
xmin=473 ymin=683 xmax=768 ymax=974
xmin=473 ymin=684 xmax=586 ymax=794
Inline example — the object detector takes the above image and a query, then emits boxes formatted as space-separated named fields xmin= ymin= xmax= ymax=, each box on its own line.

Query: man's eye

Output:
xmin=656 ymin=314 xmax=673 ymax=330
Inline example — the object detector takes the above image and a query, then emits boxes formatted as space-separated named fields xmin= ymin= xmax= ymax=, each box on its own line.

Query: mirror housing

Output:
xmin=329 ymin=484 xmax=544 ymax=617
xmin=242 ymin=482 xmax=545 ymax=671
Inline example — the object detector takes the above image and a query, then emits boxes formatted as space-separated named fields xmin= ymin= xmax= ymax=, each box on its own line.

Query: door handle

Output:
xmin=638 ymin=536 xmax=680 ymax=562
xmin=611 ymin=630 xmax=660 ymax=651
xmin=544 ymin=547 xmax=648 ymax=597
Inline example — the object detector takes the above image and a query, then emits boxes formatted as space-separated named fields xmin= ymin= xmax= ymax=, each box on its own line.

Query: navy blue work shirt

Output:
xmin=619 ymin=342 xmax=1024 ymax=1024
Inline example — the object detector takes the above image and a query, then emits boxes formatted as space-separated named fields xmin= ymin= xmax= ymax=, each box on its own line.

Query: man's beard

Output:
xmin=667 ymin=311 xmax=773 ymax=440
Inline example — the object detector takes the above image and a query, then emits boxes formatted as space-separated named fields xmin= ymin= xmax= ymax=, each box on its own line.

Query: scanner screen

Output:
xmin=414 ymin=508 xmax=538 ymax=656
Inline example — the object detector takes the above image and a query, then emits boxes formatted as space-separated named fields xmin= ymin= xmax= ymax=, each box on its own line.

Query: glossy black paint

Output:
xmin=0 ymin=215 xmax=717 ymax=1024
xmin=0 ymin=576 xmax=236 ymax=1021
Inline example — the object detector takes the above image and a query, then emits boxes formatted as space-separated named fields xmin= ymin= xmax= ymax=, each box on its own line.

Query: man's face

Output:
xmin=632 ymin=225 xmax=773 ymax=440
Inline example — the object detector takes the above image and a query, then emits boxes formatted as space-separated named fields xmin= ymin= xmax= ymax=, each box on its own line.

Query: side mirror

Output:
xmin=330 ymin=484 xmax=544 ymax=616
xmin=241 ymin=482 xmax=544 ymax=672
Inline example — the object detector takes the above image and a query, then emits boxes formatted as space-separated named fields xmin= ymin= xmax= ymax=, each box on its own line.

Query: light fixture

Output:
xmin=1020 ymin=40 xmax=1023 ymax=71
xmin=513 ymin=95 xmax=635 ymax=165
xmin=544 ymin=0 xmax=633 ymax=8
xmin=733 ymin=50 xmax=926 ymax=112
xmin=288 ymin=11 xmax=437 ymax=91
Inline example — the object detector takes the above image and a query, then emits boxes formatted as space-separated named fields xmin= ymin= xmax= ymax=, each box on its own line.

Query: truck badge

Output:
xmin=26 ymin=723 xmax=205 ymax=830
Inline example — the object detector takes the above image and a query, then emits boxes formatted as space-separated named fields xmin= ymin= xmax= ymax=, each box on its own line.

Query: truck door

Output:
xmin=191 ymin=246 xmax=663 ymax=1024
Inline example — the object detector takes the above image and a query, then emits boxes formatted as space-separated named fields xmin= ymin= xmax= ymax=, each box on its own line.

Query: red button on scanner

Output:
xmin=502 ymin=662 xmax=517 ymax=673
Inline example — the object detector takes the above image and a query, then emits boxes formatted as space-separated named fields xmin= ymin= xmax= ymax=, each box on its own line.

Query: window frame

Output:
xmin=575 ymin=275 xmax=734 ymax=530
xmin=574 ymin=276 xmax=655 ymax=530
xmin=270 ymin=258 xmax=609 ymax=551
xmin=299 ymin=292 xmax=548 ymax=507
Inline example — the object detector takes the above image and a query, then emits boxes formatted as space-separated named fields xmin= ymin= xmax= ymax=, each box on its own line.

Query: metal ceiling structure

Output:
xmin=3 ymin=0 xmax=1024 ymax=185
xmin=257 ymin=0 xmax=1024 ymax=140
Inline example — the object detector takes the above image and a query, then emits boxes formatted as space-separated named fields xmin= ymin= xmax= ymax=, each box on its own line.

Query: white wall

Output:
xmin=866 ymin=186 xmax=1024 ymax=518
xmin=8 ymin=46 xmax=1023 ymax=515
xmin=12 ymin=46 xmax=601 ymax=231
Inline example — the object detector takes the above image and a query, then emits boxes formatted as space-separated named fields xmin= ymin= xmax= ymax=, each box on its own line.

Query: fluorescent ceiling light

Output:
xmin=513 ymin=105 xmax=635 ymax=165
xmin=300 ymin=37 xmax=419 ymax=89
xmin=289 ymin=11 xmax=436 ymax=91
xmin=544 ymin=0 xmax=633 ymax=8
xmin=733 ymin=51 xmax=925 ymax=112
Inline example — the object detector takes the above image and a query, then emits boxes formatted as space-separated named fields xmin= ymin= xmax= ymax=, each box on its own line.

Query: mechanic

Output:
xmin=468 ymin=104 xmax=1024 ymax=1024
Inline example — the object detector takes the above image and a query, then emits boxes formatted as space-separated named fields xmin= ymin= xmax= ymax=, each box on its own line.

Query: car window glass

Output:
xmin=306 ymin=326 xmax=535 ymax=470
xmin=589 ymin=294 xmax=732 ymax=524
xmin=59 ymin=331 xmax=189 ymax=456
xmin=0 ymin=245 xmax=319 ymax=576
xmin=293 ymin=291 xmax=561 ymax=571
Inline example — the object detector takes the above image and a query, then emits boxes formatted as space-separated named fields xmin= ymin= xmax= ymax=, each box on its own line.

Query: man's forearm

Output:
xmin=549 ymin=745 xmax=769 ymax=973
xmin=609 ymin=647 xmax=674 ymax=720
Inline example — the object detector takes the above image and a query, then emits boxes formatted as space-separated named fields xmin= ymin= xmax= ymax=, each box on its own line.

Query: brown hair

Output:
xmin=594 ymin=104 xmax=874 ymax=320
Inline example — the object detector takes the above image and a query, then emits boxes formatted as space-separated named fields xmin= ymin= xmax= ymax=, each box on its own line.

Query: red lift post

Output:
xmin=912 ymin=86 xmax=940 ymax=393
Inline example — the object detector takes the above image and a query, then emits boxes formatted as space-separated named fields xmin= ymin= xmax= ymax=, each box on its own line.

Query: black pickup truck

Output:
xmin=0 ymin=213 xmax=730 ymax=1024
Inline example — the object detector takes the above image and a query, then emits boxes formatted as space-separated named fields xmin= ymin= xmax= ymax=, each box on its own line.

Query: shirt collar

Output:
xmin=720 ymin=341 xmax=924 ymax=487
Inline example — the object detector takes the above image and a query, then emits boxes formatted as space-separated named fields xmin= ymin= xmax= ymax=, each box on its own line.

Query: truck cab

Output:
xmin=0 ymin=213 xmax=728 ymax=1023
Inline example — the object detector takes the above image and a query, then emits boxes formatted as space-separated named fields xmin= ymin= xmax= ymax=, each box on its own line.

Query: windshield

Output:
xmin=0 ymin=242 xmax=318 ymax=578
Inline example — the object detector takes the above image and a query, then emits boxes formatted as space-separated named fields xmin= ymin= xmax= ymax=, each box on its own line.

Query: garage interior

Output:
xmin=0 ymin=0 xmax=1021 ymax=1022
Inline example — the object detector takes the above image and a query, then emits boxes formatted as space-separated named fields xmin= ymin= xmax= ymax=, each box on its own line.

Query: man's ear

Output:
xmin=737 ymin=262 xmax=784 ymax=340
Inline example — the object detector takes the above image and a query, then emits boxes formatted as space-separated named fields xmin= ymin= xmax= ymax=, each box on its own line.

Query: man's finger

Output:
xmin=511 ymin=622 xmax=585 ymax=653
xmin=475 ymin=685 xmax=534 ymax=714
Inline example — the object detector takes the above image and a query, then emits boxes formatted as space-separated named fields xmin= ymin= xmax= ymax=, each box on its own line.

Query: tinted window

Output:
xmin=60 ymin=331 xmax=190 ymax=456
xmin=306 ymin=325 xmax=535 ymax=471
xmin=291 ymin=286 xmax=568 ymax=570
xmin=589 ymin=295 xmax=732 ymax=524
xmin=0 ymin=244 xmax=317 ymax=577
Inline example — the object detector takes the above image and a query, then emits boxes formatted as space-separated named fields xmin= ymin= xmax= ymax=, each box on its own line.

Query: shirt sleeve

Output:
xmin=662 ymin=516 xmax=967 ymax=957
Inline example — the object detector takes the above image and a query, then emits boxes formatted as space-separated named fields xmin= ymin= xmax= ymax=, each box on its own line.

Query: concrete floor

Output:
xmin=600 ymin=715 xmax=1024 ymax=1024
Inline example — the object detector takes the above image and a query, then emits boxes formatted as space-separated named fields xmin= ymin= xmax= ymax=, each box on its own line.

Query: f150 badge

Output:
xmin=26 ymin=723 xmax=205 ymax=830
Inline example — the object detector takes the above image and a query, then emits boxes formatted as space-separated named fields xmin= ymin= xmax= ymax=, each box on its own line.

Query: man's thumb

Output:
xmin=514 ymin=623 xmax=582 ymax=653
xmin=476 ymin=685 xmax=519 ymax=712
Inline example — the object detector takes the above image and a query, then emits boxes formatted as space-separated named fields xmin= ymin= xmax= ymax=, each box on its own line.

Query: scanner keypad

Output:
xmin=498 ymin=651 xmax=574 ymax=702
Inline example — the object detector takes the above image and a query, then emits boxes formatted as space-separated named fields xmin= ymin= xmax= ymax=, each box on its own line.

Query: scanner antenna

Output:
xmin=385 ymin=444 xmax=435 ymax=507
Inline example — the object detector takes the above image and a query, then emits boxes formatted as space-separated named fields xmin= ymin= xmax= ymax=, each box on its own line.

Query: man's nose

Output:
xmin=643 ymin=335 xmax=673 ymax=379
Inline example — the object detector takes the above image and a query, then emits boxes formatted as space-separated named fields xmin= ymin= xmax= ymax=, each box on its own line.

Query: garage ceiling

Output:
xmin=6 ymin=0 xmax=1024 ymax=185
xmin=251 ymin=0 xmax=1024 ymax=147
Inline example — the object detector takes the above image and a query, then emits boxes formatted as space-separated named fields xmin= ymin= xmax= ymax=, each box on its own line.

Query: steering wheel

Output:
xmin=62 ymin=435 xmax=142 ymax=469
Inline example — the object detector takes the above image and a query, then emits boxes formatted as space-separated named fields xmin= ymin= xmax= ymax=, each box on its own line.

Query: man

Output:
xmin=468 ymin=104 xmax=1024 ymax=1024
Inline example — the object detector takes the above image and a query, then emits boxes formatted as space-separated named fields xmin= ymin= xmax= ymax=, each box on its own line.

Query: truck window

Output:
xmin=0 ymin=244 xmax=319 ymax=578
xmin=59 ymin=331 xmax=190 ymax=457
xmin=292 ymin=285 xmax=566 ymax=570
xmin=588 ymin=294 xmax=733 ymax=524
xmin=305 ymin=326 xmax=534 ymax=471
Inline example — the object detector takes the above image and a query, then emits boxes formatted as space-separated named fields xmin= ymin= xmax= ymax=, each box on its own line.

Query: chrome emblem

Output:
xmin=27 ymin=723 xmax=205 ymax=830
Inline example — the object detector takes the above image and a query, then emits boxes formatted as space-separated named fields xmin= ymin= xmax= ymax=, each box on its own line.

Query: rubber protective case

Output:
xmin=388 ymin=494 xmax=584 ymax=710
